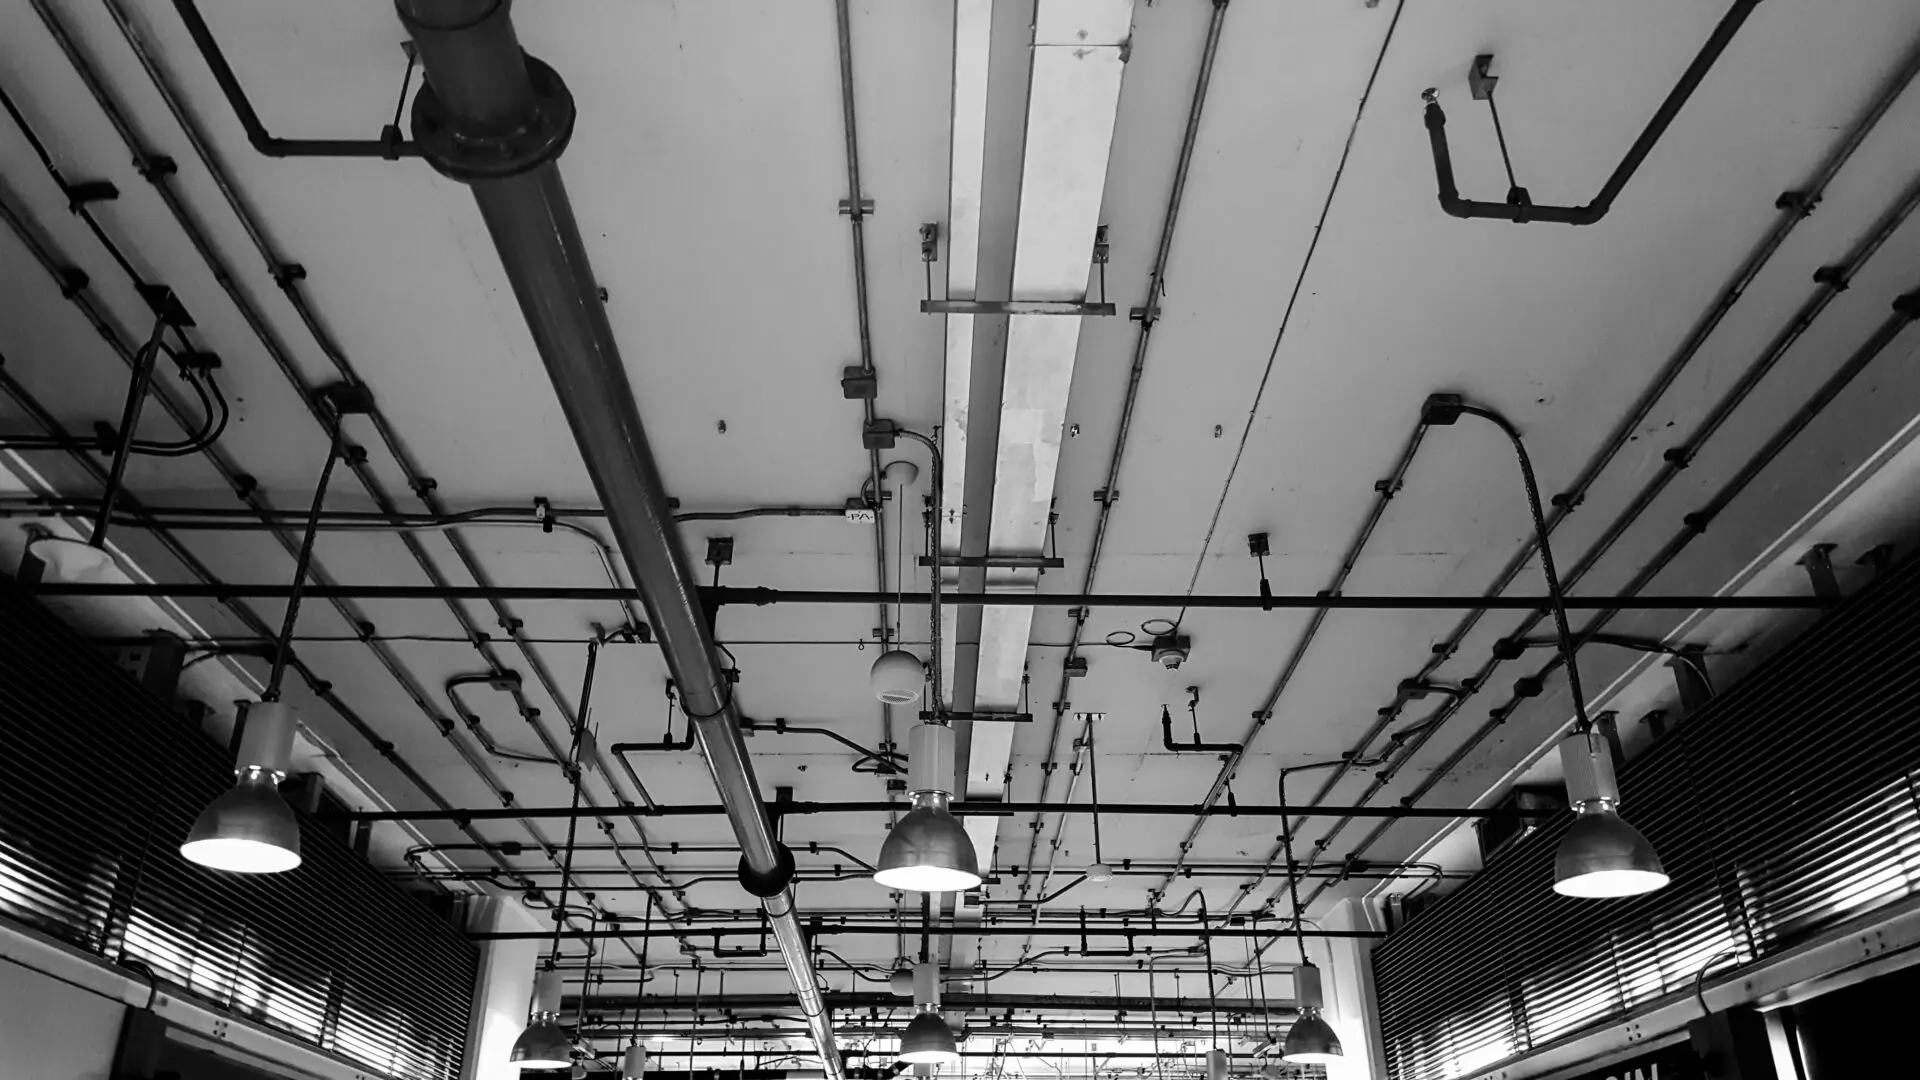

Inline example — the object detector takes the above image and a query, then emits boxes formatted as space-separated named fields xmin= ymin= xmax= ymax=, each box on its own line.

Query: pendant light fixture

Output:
xmin=1424 ymin=396 xmax=1668 ymax=900
xmin=874 ymin=721 xmax=980 ymax=892
xmin=183 ymin=419 xmax=345 ymax=874
xmin=896 ymin=960 xmax=960 ymax=1064
xmin=1276 ymin=773 xmax=1343 ymax=1066
xmin=511 ymin=967 xmax=575 ymax=1070
xmin=1553 ymin=729 xmax=1668 ymax=897
xmin=182 ymin=701 xmax=302 ymax=873
xmin=1281 ymin=962 xmax=1343 ymax=1064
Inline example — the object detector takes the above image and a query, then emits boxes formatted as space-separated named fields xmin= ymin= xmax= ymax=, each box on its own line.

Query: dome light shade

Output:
xmin=1086 ymin=862 xmax=1114 ymax=883
xmin=898 ymin=1010 xmax=959 ymax=1064
xmin=508 ymin=1018 xmax=573 ymax=1070
xmin=181 ymin=767 xmax=301 ymax=873
xmin=1554 ymin=809 xmax=1669 ymax=898
xmin=1281 ymin=1013 xmax=1343 ymax=1064
xmin=511 ymin=969 xmax=574 ymax=1069
xmin=875 ymin=797 xmax=980 ymax=893
xmin=870 ymin=650 xmax=926 ymax=704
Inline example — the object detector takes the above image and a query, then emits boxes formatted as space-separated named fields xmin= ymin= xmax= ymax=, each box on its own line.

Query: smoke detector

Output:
xmin=1150 ymin=634 xmax=1191 ymax=669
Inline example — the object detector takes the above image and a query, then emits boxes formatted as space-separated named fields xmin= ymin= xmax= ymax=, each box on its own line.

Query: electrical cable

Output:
xmin=548 ymin=642 xmax=601 ymax=966
xmin=1456 ymin=404 xmax=1592 ymax=731
xmin=264 ymin=425 xmax=342 ymax=700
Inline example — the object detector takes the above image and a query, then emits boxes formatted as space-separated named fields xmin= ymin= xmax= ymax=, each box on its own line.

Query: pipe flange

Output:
xmin=410 ymin=53 xmax=574 ymax=182
xmin=738 ymin=843 xmax=797 ymax=898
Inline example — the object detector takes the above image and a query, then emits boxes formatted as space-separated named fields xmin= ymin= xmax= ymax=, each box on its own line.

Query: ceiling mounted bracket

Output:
xmin=916 ymin=554 xmax=1064 ymax=570
xmin=134 ymin=284 xmax=194 ymax=327
xmin=1797 ymin=543 xmax=1841 ymax=599
xmin=1467 ymin=53 xmax=1498 ymax=101
xmin=62 ymin=179 xmax=120 ymax=212
xmin=922 ymin=712 xmax=1032 ymax=724
xmin=919 ymin=300 xmax=1118 ymax=316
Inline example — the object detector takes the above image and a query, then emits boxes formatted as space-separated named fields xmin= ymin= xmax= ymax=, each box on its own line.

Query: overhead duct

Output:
xmin=389 ymin=2 xmax=843 ymax=1076
xmin=954 ymin=0 xmax=1137 ymax=879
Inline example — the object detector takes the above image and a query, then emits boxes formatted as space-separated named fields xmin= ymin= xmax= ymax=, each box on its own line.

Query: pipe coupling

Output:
xmin=738 ymin=841 xmax=797 ymax=898
xmin=410 ymin=53 xmax=574 ymax=181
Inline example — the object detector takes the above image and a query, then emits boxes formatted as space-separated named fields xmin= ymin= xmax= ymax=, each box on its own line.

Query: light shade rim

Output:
xmin=180 ymin=837 xmax=302 ymax=874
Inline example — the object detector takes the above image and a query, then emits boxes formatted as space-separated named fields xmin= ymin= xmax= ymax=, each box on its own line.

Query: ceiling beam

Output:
xmin=28 ymin=581 xmax=1828 ymax=610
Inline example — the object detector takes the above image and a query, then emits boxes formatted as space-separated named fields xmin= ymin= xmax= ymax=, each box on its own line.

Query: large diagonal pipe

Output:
xmin=391 ymin=2 xmax=840 ymax=1074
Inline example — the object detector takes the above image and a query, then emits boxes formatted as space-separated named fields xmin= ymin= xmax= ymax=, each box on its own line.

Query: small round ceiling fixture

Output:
xmin=870 ymin=649 xmax=926 ymax=704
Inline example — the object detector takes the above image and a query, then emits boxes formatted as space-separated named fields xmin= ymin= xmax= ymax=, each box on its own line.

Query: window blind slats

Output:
xmin=1373 ymin=555 xmax=1920 ymax=1080
xmin=0 ymin=583 xmax=477 ymax=1080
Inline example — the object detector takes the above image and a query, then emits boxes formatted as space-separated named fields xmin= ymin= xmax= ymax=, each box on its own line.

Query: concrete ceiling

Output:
xmin=4 ymin=0 xmax=1920 ymax=1073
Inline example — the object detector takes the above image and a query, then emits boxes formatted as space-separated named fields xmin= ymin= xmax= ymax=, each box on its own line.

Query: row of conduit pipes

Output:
xmin=1153 ymin=27 xmax=1920 ymax=953
xmin=8 ymin=0 xmax=711 ymax=972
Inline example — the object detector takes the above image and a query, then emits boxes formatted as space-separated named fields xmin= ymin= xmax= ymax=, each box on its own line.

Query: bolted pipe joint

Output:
xmin=738 ymin=842 xmax=798 ymax=898
xmin=397 ymin=0 xmax=575 ymax=182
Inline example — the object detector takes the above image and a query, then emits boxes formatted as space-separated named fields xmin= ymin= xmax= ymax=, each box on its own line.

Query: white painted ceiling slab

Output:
xmin=3 ymin=0 xmax=1920 ymax=1055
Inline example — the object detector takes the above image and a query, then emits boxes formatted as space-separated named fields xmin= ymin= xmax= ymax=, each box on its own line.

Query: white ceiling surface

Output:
xmin=0 ymin=0 xmax=1918 ymax=1018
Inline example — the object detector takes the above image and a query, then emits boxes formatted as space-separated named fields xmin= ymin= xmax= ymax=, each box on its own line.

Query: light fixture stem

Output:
xmin=919 ymin=892 xmax=932 ymax=963
xmin=549 ymin=640 xmax=601 ymax=957
xmin=265 ymin=422 xmax=343 ymax=701
xmin=1459 ymin=404 xmax=1590 ymax=729
xmin=634 ymin=892 xmax=652 ymax=1044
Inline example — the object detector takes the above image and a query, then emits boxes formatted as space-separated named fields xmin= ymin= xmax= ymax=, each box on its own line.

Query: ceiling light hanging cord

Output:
xmin=1251 ymin=914 xmax=1273 ymax=1049
xmin=1277 ymin=773 xmax=1309 ymax=964
xmin=633 ymin=893 xmax=653 ymax=1046
xmin=264 ymin=422 xmax=344 ymax=701
xmin=547 ymin=640 xmax=602 ymax=967
xmin=1087 ymin=716 xmax=1105 ymax=867
xmin=1148 ymin=958 xmax=1163 ymax=1080
xmin=1455 ymin=404 xmax=1592 ymax=731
